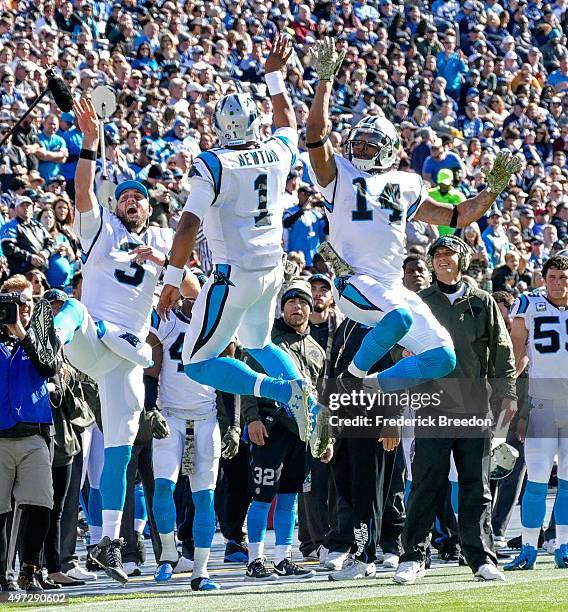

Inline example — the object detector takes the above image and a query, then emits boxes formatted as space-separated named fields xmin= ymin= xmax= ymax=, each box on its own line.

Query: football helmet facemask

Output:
xmin=344 ymin=116 xmax=400 ymax=173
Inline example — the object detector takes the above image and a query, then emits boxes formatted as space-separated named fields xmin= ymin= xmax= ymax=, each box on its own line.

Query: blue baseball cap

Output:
xmin=115 ymin=180 xmax=149 ymax=201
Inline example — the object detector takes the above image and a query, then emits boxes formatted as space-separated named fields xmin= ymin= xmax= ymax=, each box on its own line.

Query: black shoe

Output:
xmin=425 ymin=548 xmax=432 ymax=570
xmin=507 ymin=531 xmax=544 ymax=550
xmin=88 ymin=536 xmax=128 ymax=584
xmin=85 ymin=545 xmax=100 ymax=572
xmin=0 ymin=575 xmax=18 ymax=592
xmin=273 ymin=558 xmax=315 ymax=579
xmin=245 ymin=558 xmax=278 ymax=581
xmin=18 ymin=568 xmax=43 ymax=593
xmin=496 ymin=549 xmax=512 ymax=560
xmin=458 ymin=553 xmax=467 ymax=566
xmin=35 ymin=572 xmax=62 ymax=590
xmin=440 ymin=547 xmax=460 ymax=562
xmin=224 ymin=540 xmax=248 ymax=563
xmin=136 ymin=532 xmax=146 ymax=565
xmin=336 ymin=370 xmax=358 ymax=394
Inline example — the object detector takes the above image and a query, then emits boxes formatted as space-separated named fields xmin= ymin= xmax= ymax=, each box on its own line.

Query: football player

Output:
xmin=52 ymin=98 xmax=198 ymax=583
xmin=505 ymin=255 xmax=568 ymax=570
xmin=147 ymin=288 xmax=236 ymax=591
xmin=306 ymin=38 xmax=522 ymax=399
xmin=158 ymin=35 xmax=315 ymax=443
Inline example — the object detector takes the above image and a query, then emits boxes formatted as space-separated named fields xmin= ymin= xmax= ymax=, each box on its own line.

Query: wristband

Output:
xmin=449 ymin=206 xmax=459 ymax=228
xmin=79 ymin=148 xmax=97 ymax=161
xmin=306 ymin=135 xmax=329 ymax=149
xmin=162 ymin=264 xmax=184 ymax=288
xmin=265 ymin=71 xmax=286 ymax=96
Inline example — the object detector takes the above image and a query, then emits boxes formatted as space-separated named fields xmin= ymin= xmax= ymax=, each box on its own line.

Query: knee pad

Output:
xmin=416 ymin=346 xmax=456 ymax=378
xmin=522 ymin=480 xmax=548 ymax=529
xmin=153 ymin=478 xmax=176 ymax=533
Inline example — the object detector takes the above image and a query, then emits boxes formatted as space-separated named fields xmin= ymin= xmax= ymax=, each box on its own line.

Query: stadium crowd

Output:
xmin=0 ymin=0 xmax=567 ymax=594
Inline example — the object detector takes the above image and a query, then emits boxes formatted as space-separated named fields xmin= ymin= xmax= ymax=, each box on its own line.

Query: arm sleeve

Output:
xmin=488 ymin=296 xmax=517 ymax=400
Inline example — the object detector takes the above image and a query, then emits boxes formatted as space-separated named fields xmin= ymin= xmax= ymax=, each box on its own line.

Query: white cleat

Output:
xmin=474 ymin=563 xmax=506 ymax=582
xmin=66 ymin=565 xmax=97 ymax=581
xmin=382 ymin=553 xmax=400 ymax=570
xmin=323 ymin=551 xmax=349 ymax=571
xmin=287 ymin=379 xmax=311 ymax=442
xmin=173 ymin=556 xmax=194 ymax=574
xmin=328 ymin=558 xmax=376 ymax=581
xmin=393 ymin=561 xmax=426 ymax=585
xmin=544 ymin=539 xmax=557 ymax=554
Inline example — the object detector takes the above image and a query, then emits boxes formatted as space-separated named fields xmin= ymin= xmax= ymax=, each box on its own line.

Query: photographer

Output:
xmin=283 ymin=185 xmax=327 ymax=267
xmin=0 ymin=275 xmax=60 ymax=593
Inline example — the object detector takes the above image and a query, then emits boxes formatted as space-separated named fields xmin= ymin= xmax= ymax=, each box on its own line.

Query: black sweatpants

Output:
xmin=217 ymin=443 xmax=250 ymax=543
xmin=331 ymin=437 xmax=394 ymax=564
xmin=298 ymin=458 xmax=331 ymax=557
xmin=380 ymin=444 xmax=406 ymax=556
xmin=44 ymin=462 xmax=73 ymax=573
xmin=401 ymin=436 xmax=496 ymax=572
xmin=59 ymin=450 xmax=83 ymax=571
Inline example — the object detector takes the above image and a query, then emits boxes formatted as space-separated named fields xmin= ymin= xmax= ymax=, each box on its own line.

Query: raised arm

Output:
xmin=73 ymin=98 xmax=100 ymax=214
xmin=265 ymin=34 xmax=296 ymax=132
xmin=414 ymin=151 xmax=523 ymax=228
xmin=306 ymin=37 xmax=345 ymax=187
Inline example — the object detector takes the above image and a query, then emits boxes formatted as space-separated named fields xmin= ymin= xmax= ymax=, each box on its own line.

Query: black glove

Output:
xmin=221 ymin=425 xmax=241 ymax=459
xmin=147 ymin=408 xmax=170 ymax=439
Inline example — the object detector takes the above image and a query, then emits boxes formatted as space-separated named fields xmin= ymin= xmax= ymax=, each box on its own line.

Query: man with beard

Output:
xmin=51 ymin=98 xmax=198 ymax=584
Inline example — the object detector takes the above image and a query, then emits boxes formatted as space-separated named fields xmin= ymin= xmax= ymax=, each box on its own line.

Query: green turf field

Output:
xmin=7 ymin=557 xmax=567 ymax=612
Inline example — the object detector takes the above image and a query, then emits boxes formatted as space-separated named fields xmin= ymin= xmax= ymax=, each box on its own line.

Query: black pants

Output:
xmin=401 ymin=436 xmax=496 ymax=572
xmin=298 ymin=458 xmax=331 ymax=556
xmin=380 ymin=444 xmax=406 ymax=556
xmin=174 ymin=474 xmax=194 ymax=559
xmin=44 ymin=462 xmax=73 ymax=573
xmin=217 ymin=443 xmax=250 ymax=543
xmin=59 ymin=450 xmax=83 ymax=571
xmin=331 ymin=437 xmax=394 ymax=564
xmin=120 ymin=441 xmax=161 ymax=564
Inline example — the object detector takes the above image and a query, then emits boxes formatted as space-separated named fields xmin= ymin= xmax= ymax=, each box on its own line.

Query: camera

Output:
xmin=0 ymin=293 xmax=28 ymax=325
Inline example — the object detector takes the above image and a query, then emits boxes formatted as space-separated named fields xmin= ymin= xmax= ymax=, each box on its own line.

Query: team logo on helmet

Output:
xmin=345 ymin=116 xmax=401 ymax=173
xmin=427 ymin=235 xmax=471 ymax=273
xmin=212 ymin=93 xmax=261 ymax=146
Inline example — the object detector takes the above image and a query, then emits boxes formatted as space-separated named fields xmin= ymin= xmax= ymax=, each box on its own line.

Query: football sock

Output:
xmin=153 ymin=479 xmax=178 ymax=562
xmin=134 ymin=483 xmax=147 ymax=533
xmin=53 ymin=297 xmax=85 ymax=344
xmin=100 ymin=445 xmax=132 ymax=540
xmin=247 ymin=343 xmax=302 ymax=379
xmin=88 ymin=487 xmax=103 ymax=543
xmin=555 ymin=479 xmax=568 ymax=545
xmin=522 ymin=480 xmax=548 ymax=548
xmin=274 ymin=494 xmax=297 ymax=563
xmin=247 ymin=500 xmax=271 ymax=562
xmin=450 ymin=480 xmax=459 ymax=515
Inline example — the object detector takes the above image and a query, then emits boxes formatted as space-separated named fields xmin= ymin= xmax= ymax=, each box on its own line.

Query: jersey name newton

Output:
xmin=237 ymin=148 xmax=280 ymax=167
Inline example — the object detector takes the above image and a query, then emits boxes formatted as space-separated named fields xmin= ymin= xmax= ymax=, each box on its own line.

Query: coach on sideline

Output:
xmin=394 ymin=236 xmax=517 ymax=585
xmin=0 ymin=275 xmax=60 ymax=593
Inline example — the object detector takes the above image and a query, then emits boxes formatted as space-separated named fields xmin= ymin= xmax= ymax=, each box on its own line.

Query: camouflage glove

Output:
xmin=309 ymin=406 xmax=334 ymax=459
xmin=309 ymin=36 xmax=346 ymax=82
xmin=317 ymin=241 xmax=353 ymax=278
xmin=482 ymin=151 xmax=523 ymax=195
xmin=221 ymin=426 xmax=241 ymax=460
xmin=147 ymin=409 xmax=170 ymax=439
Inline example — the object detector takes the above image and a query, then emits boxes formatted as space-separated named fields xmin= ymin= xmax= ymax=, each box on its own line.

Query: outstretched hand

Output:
xmin=482 ymin=150 xmax=523 ymax=195
xmin=309 ymin=36 xmax=346 ymax=82
xmin=265 ymin=33 xmax=294 ymax=74
xmin=73 ymin=98 xmax=99 ymax=144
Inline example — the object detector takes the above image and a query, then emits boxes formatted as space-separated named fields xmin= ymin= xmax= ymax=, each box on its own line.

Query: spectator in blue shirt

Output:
xmin=35 ymin=115 xmax=68 ymax=185
xmin=458 ymin=102 xmax=483 ymax=139
xmin=57 ymin=112 xmax=82 ymax=200
xmin=482 ymin=208 xmax=512 ymax=269
xmin=436 ymin=33 xmax=468 ymax=100
xmin=548 ymin=54 xmax=568 ymax=93
xmin=422 ymin=138 xmax=464 ymax=184
xmin=283 ymin=186 xmax=327 ymax=267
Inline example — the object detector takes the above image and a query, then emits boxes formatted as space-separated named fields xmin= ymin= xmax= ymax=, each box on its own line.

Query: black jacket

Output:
xmin=0 ymin=217 xmax=55 ymax=275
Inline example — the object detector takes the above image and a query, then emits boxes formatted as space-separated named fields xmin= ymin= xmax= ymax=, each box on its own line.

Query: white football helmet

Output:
xmin=490 ymin=441 xmax=519 ymax=480
xmin=212 ymin=93 xmax=261 ymax=146
xmin=345 ymin=116 xmax=400 ymax=173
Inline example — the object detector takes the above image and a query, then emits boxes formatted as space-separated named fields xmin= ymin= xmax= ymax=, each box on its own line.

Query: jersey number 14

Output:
xmin=352 ymin=178 xmax=403 ymax=224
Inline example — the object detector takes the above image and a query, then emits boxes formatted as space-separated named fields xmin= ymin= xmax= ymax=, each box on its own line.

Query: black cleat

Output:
xmin=507 ymin=531 xmax=544 ymax=550
xmin=273 ymin=558 xmax=315 ymax=579
xmin=88 ymin=536 xmax=128 ymax=584
xmin=35 ymin=572 xmax=61 ymax=590
xmin=0 ymin=575 xmax=18 ymax=592
xmin=336 ymin=370 xmax=358 ymax=394
xmin=440 ymin=547 xmax=461 ymax=563
xmin=224 ymin=540 xmax=248 ymax=563
xmin=245 ymin=558 xmax=278 ymax=581
xmin=18 ymin=567 xmax=43 ymax=593
xmin=136 ymin=532 xmax=146 ymax=565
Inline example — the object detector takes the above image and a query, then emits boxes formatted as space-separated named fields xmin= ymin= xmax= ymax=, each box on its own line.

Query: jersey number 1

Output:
xmin=254 ymin=173 xmax=270 ymax=227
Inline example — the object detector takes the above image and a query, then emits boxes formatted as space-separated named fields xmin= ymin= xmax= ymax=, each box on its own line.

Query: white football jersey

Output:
xmin=511 ymin=291 xmax=568 ymax=400
xmin=77 ymin=206 xmax=173 ymax=338
xmin=313 ymin=155 xmax=427 ymax=283
xmin=150 ymin=308 xmax=216 ymax=420
xmin=183 ymin=127 xmax=297 ymax=271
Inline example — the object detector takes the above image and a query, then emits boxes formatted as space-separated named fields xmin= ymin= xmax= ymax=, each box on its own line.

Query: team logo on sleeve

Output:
xmin=119 ymin=332 xmax=142 ymax=347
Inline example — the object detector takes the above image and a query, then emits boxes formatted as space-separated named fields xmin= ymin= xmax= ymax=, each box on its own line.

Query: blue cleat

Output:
xmin=154 ymin=562 xmax=174 ymax=583
xmin=554 ymin=544 xmax=568 ymax=568
xmin=191 ymin=576 xmax=221 ymax=591
xmin=224 ymin=540 xmax=248 ymax=564
xmin=503 ymin=544 xmax=537 ymax=571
